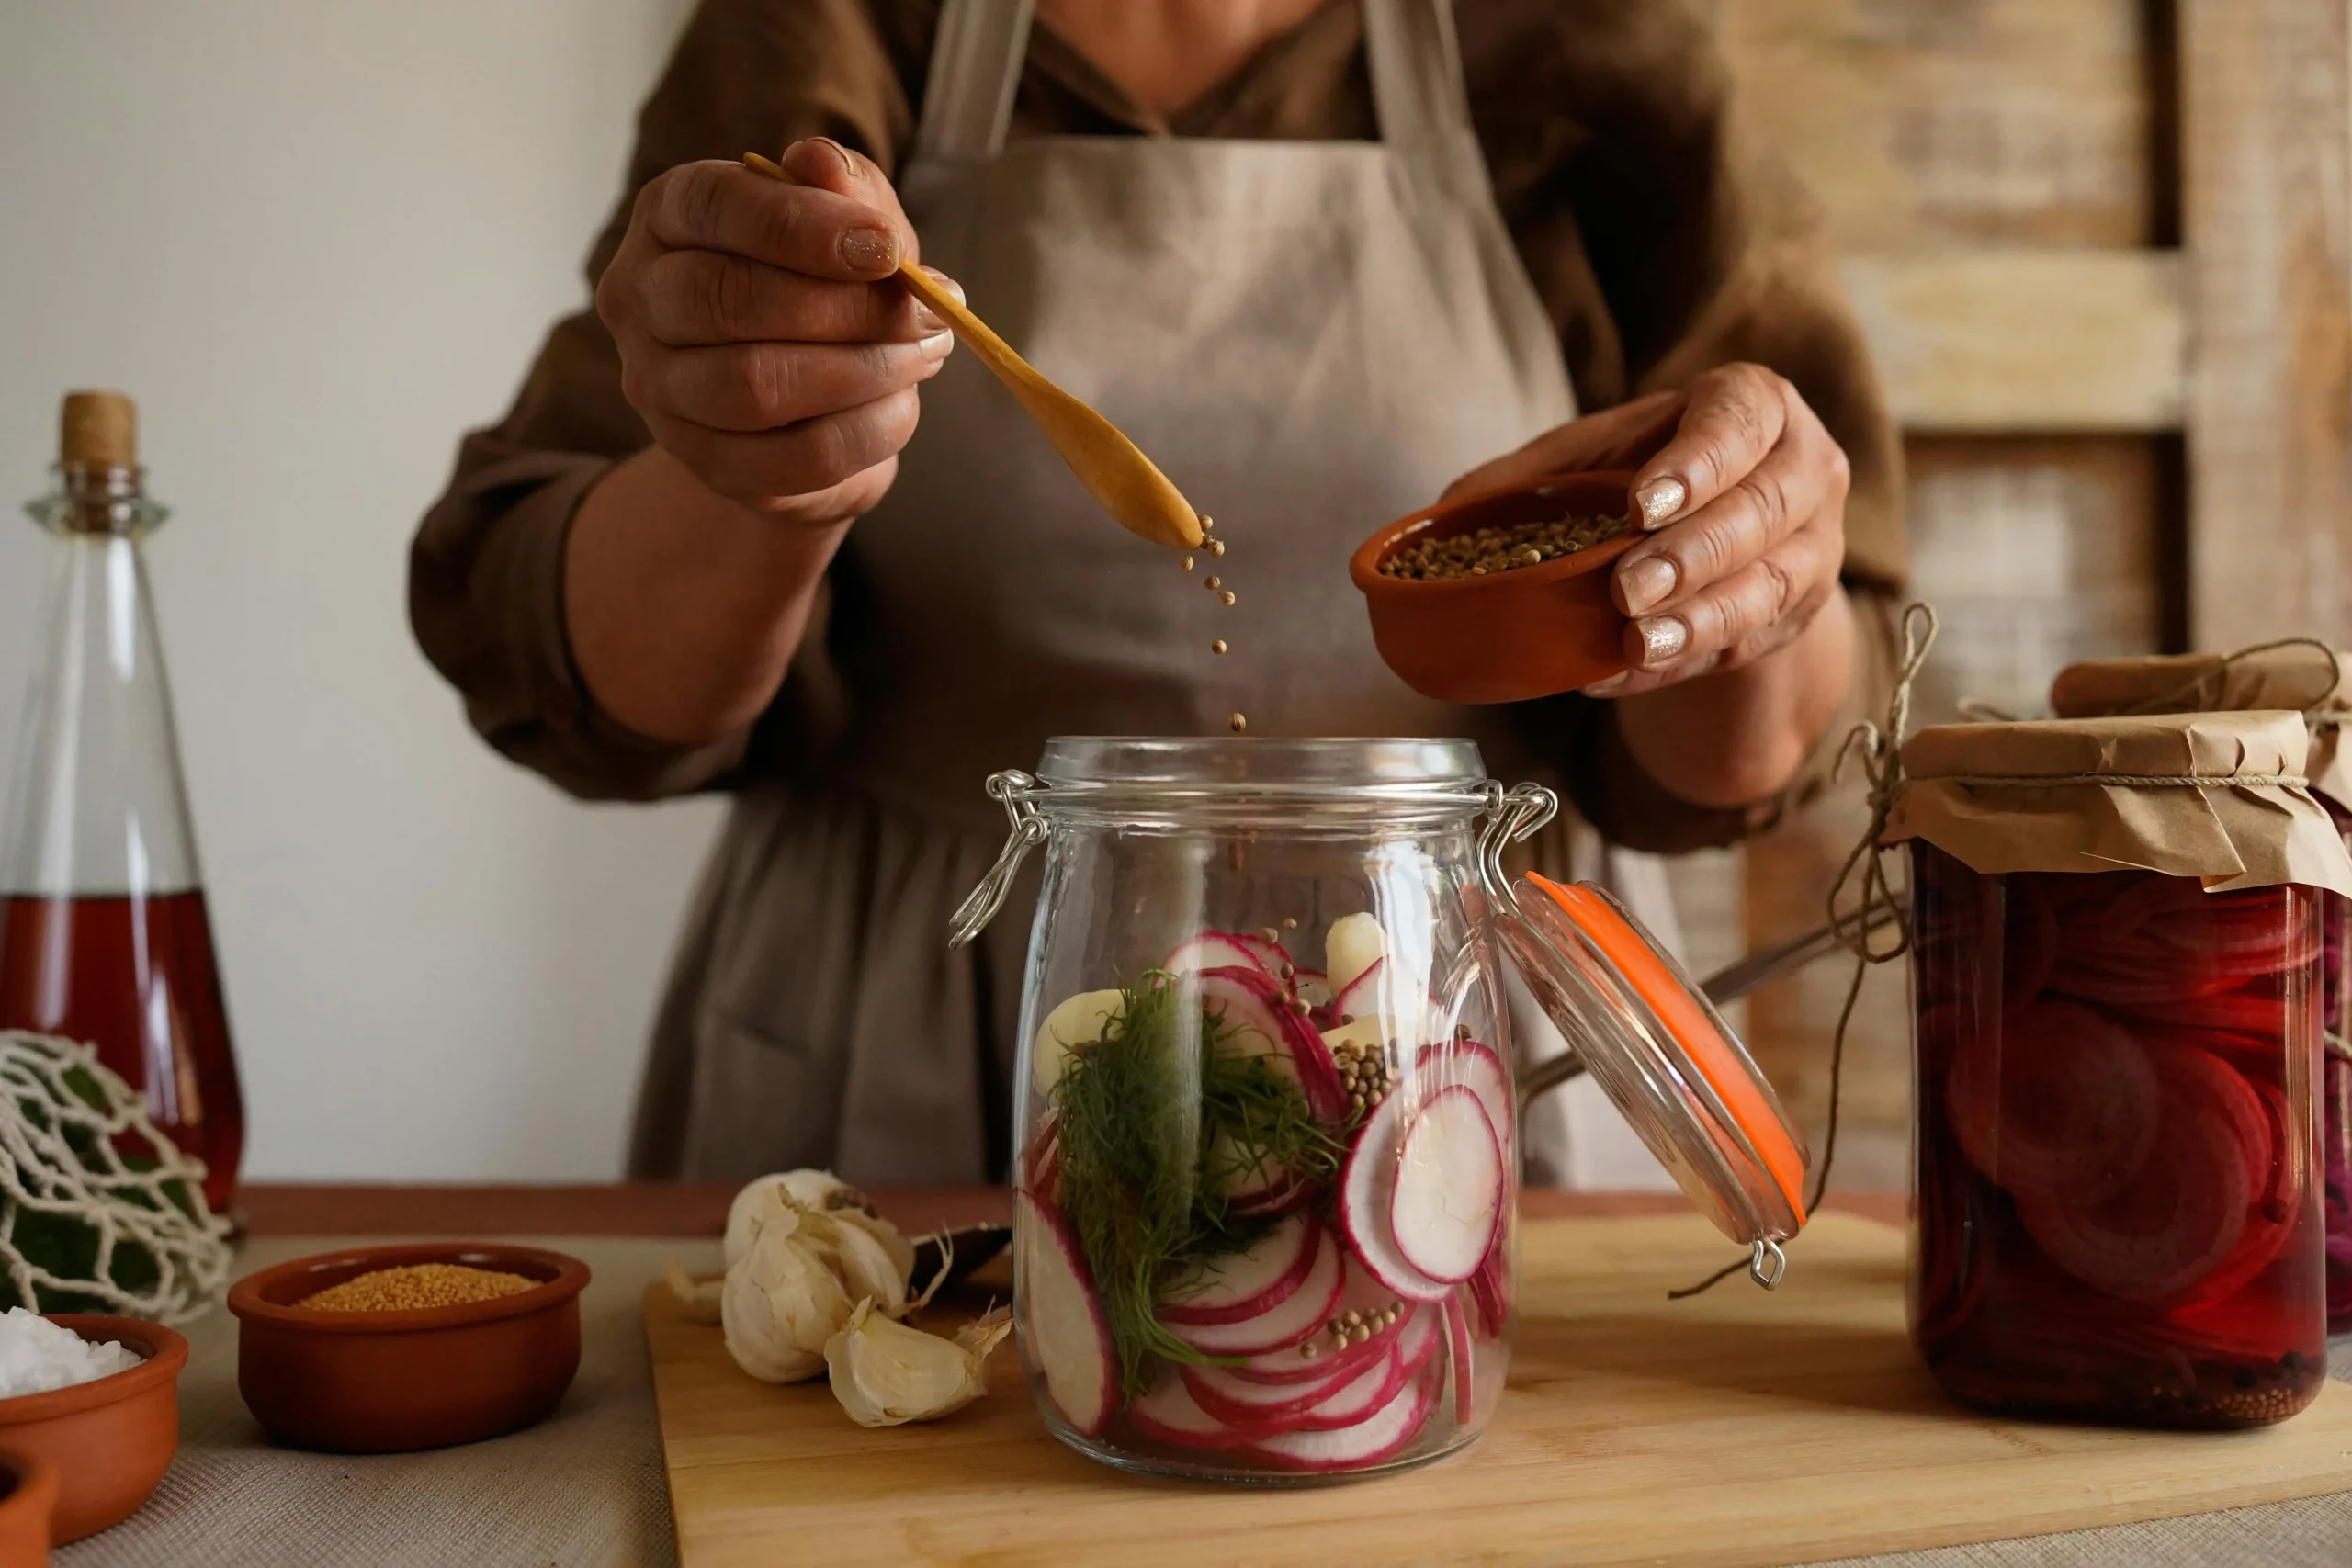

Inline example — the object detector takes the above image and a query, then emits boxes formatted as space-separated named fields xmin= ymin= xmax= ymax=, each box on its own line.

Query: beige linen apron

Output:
xmin=628 ymin=0 xmax=1672 ymax=1185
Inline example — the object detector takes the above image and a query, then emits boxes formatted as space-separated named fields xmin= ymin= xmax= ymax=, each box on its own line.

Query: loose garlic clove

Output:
xmin=824 ymin=1300 xmax=1013 ymax=1427
xmin=664 ymin=1257 xmax=723 ymax=1325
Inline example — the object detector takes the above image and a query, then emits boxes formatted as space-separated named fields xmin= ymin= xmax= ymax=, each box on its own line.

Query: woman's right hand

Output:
xmin=594 ymin=138 xmax=956 ymax=527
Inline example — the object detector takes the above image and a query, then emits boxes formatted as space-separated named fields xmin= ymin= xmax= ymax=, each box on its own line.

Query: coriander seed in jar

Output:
xmin=950 ymin=737 xmax=1812 ymax=1482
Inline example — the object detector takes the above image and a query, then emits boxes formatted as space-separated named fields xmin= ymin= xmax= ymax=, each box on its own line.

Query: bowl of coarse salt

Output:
xmin=0 ymin=1308 xmax=186 ymax=1545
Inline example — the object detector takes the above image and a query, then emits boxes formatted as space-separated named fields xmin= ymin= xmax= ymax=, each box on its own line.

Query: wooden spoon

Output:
xmin=741 ymin=152 xmax=1204 ymax=551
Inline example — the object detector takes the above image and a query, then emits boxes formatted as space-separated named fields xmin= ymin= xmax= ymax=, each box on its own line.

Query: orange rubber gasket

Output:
xmin=1528 ymin=873 xmax=1809 ymax=1224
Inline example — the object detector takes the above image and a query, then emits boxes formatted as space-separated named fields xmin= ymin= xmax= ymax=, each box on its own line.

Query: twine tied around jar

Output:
xmin=1669 ymin=604 xmax=1940 ymax=1300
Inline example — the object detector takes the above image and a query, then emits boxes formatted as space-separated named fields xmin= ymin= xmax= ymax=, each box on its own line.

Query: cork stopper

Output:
xmin=60 ymin=391 xmax=137 ymax=469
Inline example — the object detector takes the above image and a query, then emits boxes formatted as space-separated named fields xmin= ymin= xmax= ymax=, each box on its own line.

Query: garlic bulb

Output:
xmin=723 ymin=1169 xmax=865 ymax=1266
xmin=824 ymin=1300 xmax=1013 ymax=1427
xmin=720 ymin=1192 xmax=853 ymax=1382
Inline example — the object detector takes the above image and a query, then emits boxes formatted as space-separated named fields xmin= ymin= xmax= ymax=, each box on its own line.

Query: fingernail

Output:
xmin=921 ymin=265 xmax=967 ymax=306
xmin=920 ymin=329 xmax=955 ymax=360
xmin=841 ymin=227 xmax=899 ymax=273
xmin=912 ymin=304 xmax=947 ymax=333
xmin=1635 ymin=615 xmax=1689 ymax=667
xmin=1618 ymin=554 xmax=1679 ymax=615
xmin=1635 ymin=476 xmax=1688 ymax=529
xmin=1582 ymin=672 xmax=1631 ymax=696
xmin=808 ymin=136 xmax=856 ymax=176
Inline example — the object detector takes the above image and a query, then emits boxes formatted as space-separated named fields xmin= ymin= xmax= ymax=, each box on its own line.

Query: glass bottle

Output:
xmin=0 ymin=392 xmax=243 ymax=1217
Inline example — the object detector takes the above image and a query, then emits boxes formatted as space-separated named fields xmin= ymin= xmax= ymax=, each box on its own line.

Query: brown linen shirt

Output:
xmin=408 ymin=0 xmax=1908 ymax=1180
xmin=411 ymin=0 xmax=1905 ymax=850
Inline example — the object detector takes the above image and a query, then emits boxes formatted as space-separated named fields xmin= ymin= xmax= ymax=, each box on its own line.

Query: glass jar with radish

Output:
xmin=952 ymin=738 xmax=1812 ymax=1482
xmin=1891 ymin=713 xmax=2352 ymax=1427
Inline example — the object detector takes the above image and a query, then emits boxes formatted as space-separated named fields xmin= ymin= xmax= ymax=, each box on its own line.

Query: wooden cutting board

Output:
xmin=643 ymin=1213 xmax=2352 ymax=1567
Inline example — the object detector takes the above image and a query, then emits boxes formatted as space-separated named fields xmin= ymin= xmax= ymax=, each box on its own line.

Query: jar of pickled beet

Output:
xmin=1889 ymin=711 xmax=2352 ymax=1427
xmin=2052 ymin=647 xmax=2352 ymax=1332
xmin=951 ymin=737 xmax=1810 ymax=1482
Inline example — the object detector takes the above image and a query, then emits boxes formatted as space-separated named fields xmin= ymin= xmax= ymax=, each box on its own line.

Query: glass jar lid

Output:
xmin=1482 ymin=788 xmax=1812 ymax=1286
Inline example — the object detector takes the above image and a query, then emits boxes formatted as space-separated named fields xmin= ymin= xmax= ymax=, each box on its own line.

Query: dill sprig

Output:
xmin=1048 ymin=970 xmax=1343 ymax=1396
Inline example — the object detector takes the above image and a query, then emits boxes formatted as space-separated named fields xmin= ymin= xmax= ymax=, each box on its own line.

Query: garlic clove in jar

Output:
xmin=1030 ymin=988 xmax=1125 ymax=1096
xmin=824 ymin=1300 xmax=1013 ymax=1427
xmin=1325 ymin=912 xmax=1388 ymax=997
xmin=721 ymin=1192 xmax=853 ymax=1382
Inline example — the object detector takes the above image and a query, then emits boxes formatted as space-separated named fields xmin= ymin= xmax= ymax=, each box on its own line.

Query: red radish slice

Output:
xmin=1444 ymin=1296 xmax=1475 ymax=1427
xmin=1197 ymin=965 xmax=1349 ymax=1122
xmin=1329 ymin=956 xmax=1386 ymax=1024
xmin=1164 ymin=931 xmax=1275 ymax=980
xmin=1170 ymin=1225 xmax=1346 ymax=1355
xmin=1942 ymin=1000 xmax=2161 ymax=1201
xmin=1022 ymin=1119 xmax=1062 ymax=1198
xmin=1391 ymin=1088 xmax=1504 ymax=1284
xmin=1130 ymin=1373 xmax=1268 ymax=1450
xmin=1016 ymin=1190 xmax=1117 ymax=1437
xmin=1467 ymin=1245 xmax=1510 ymax=1341
xmin=1231 ymin=931 xmax=1291 ymax=975
xmin=1293 ymin=966 xmax=1330 ymax=1007
xmin=1417 ymin=1040 xmax=1513 ymax=1162
xmin=1340 ymin=1079 xmax=1453 ymax=1303
xmin=1160 ymin=1213 xmax=1318 ymax=1325
xmin=2017 ymin=1046 xmax=2268 ymax=1303
xmin=1185 ymin=1348 xmax=1370 ymax=1427
xmin=1247 ymin=1364 xmax=1439 ymax=1472
xmin=1231 ymin=1278 xmax=1417 ymax=1383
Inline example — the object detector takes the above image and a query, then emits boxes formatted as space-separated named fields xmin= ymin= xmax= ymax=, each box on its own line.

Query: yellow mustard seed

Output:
xmin=298 ymin=1263 xmax=538 ymax=1313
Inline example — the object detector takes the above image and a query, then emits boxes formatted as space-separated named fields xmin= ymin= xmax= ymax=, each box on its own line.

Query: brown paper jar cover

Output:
xmin=1885 ymin=710 xmax=2352 ymax=896
xmin=2050 ymin=647 xmax=2349 ymax=808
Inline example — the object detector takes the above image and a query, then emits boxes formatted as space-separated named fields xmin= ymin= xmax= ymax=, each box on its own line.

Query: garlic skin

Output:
xmin=724 ymin=1169 xmax=872 ymax=1267
xmin=664 ymin=1257 xmax=723 ymax=1325
xmin=721 ymin=1193 xmax=852 ymax=1382
xmin=824 ymin=1300 xmax=1013 ymax=1427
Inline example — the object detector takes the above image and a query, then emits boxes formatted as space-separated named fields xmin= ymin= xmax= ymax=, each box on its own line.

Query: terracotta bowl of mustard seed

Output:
xmin=1352 ymin=470 xmax=1642 ymax=705
xmin=229 ymin=1243 xmax=590 ymax=1453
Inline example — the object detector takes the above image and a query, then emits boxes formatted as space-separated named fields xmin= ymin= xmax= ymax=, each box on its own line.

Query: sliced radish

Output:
xmin=1417 ymin=1039 xmax=1513 ymax=1163
xmin=1248 ymin=1363 xmax=1438 ymax=1472
xmin=1340 ymin=1080 xmax=1453 ymax=1303
xmin=1444 ymin=1296 xmax=1476 ymax=1427
xmin=1231 ymin=931 xmax=1292 ymax=976
xmin=1391 ymin=1088 xmax=1504 ymax=1284
xmin=1170 ymin=1224 xmax=1345 ymax=1355
xmin=1022 ymin=1118 xmax=1062 ymax=1198
xmin=1215 ymin=1130 xmax=1296 ymax=1213
xmin=1197 ymin=965 xmax=1348 ymax=1122
xmin=1227 ymin=1169 xmax=1306 ymax=1218
xmin=1165 ymin=931 xmax=1276 ymax=980
xmin=1329 ymin=957 xmax=1387 ymax=1025
xmin=1129 ymin=1372 xmax=1268 ymax=1450
xmin=1286 ymin=1343 xmax=1415 ymax=1432
xmin=2017 ymin=1046 xmax=2267 ymax=1303
xmin=1185 ymin=1349 xmax=1367 ymax=1427
xmin=1016 ymin=1190 xmax=1118 ymax=1437
xmin=1325 ymin=912 xmax=1388 ymax=998
xmin=1230 ymin=1279 xmax=1417 ymax=1383
xmin=1030 ymin=987 xmax=1125 ymax=1097
xmin=1160 ymin=1213 xmax=1319 ymax=1325
xmin=1293 ymin=966 xmax=1331 ymax=1008
xmin=1467 ymin=1245 xmax=1510 ymax=1341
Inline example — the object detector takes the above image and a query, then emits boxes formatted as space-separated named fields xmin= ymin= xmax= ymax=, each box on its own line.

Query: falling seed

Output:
xmin=1204 ymin=576 xmax=1222 ymax=591
xmin=1199 ymin=515 xmax=1216 ymax=533
xmin=1283 ymin=917 xmax=1298 ymax=930
xmin=1261 ymin=925 xmax=1283 ymax=946
xmin=1207 ymin=539 xmax=1227 ymax=557
xmin=1229 ymin=712 xmax=1248 ymax=734
xmin=1211 ymin=638 xmax=1228 ymax=655
xmin=1220 ymin=591 xmax=1237 ymax=606
xmin=1300 ymin=1341 xmax=1319 ymax=1359
xmin=1182 ymin=555 xmax=1195 ymax=571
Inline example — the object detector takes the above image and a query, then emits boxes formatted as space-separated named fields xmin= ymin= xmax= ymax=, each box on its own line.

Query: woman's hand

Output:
xmin=593 ymin=139 xmax=956 ymax=527
xmin=1446 ymin=364 xmax=1849 ymax=695
xmin=1445 ymin=365 xmax=1857 ymax=806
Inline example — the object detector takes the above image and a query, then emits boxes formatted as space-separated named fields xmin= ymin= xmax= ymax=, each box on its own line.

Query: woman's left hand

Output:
xmin=1444 ymin=363 xmax=1850 ymax=697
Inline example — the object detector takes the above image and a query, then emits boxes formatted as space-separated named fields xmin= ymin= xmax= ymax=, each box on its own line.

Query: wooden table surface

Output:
xmin=235 ymin=1183 xmax=1906 ymax=1235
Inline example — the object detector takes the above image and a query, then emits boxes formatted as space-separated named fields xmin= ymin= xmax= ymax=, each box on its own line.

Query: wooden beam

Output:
xmin=1841 ymin=250 xmax=2186 ymax=433
xmin=2180 ymin=0 xmax=2352 ymax=649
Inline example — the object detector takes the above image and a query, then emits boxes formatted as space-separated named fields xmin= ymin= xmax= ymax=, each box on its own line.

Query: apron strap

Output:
xmin=912 ymin=0 xmax=1491 ymax=204
xmin=1361 ymin=0 xmax=1496 ymax=209
xmin=914 ymin=0 xmax=1035 ymax=164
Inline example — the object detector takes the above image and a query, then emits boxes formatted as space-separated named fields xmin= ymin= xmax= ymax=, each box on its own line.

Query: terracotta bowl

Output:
xmin=0 ymin=1316 xmax=185 ymax=1545
xmin=1351 ymin=470 xmax=1642 ymax=705
xmin=229 ymin=1243 xmax=589 ymax=1453
xmin=0 ymin=1449 xmax=59 ymax=1566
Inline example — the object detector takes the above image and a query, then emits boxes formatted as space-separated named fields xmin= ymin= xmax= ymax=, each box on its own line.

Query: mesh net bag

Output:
xmin=0 ymin=1030 xmax=232 ymax=1323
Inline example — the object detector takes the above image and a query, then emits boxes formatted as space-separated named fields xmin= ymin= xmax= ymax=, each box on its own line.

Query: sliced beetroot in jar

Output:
xmin=1941 ymin=998 xmax=2162 ymax=1201
xmin=2014 ymin=1046 xmax=2268 ymax=1303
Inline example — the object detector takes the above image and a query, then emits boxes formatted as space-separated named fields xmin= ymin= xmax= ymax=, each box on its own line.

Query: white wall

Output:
xmin=0 ymin=0 xmax=724 ymax=1180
